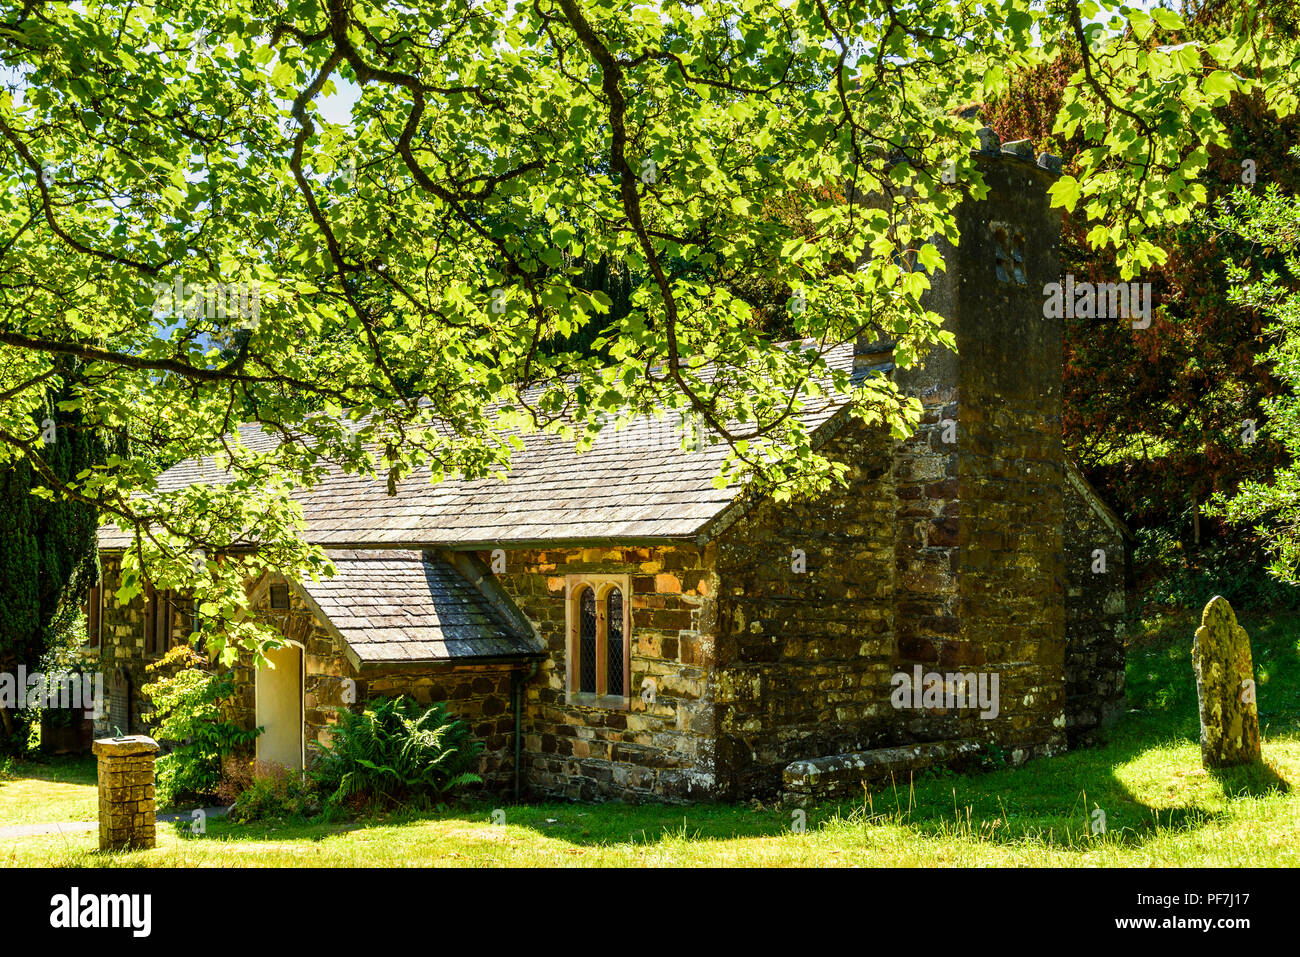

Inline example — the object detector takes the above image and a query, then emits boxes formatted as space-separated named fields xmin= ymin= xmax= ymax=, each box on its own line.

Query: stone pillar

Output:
xmin=1191 ymin=596 xmax=1261 ymax=768
xmin=92 ymin=735 xmax=160 ymax=850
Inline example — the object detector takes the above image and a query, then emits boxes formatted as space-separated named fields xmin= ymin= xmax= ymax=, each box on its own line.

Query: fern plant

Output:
xmin=311 ymin=695 xmax=482 ymax=807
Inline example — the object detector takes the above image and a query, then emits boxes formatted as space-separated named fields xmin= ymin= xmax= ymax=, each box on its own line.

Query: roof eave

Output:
xmin=98 ymin=535 xmax=703 ymax=554
xmin=1065 ymin=460 xmax=1135 ymax=542
xmin=354 ymin=651 xmax=547 ymax=671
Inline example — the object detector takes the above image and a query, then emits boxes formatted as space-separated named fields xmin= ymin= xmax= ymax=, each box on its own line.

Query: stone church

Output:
xmin=88 ymin=131 xmax=1128 ymax=803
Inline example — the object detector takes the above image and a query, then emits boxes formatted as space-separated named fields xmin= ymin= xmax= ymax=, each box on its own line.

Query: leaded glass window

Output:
xmin=1011 ymin=231 xmax=1027 ymax=285
xmin=606 ymin=588 xmax=624 ymax=697
xmin=993 ymin=227 xmax=1011 ymax=283
xmin=567 ymin=575 xmax=632 ymax=705
xmin=579 ymin=587 xmax=597 ymax=694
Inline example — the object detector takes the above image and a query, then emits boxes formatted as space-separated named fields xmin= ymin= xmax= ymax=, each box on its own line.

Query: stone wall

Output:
xmin=948 ymin=154 xmax=1068 ymax=763
xmin=892 ymin=387 xmax=963 ymax=731
xmin=490 ymin=545 xmax=717 ymax=802
xmin=885 ymin=149 xmax=1070 ymax=764
xmin=1063 ymin=471 xmax=1127 ymax=746
xmin=708 ymin=416 xmax=898 ymax=800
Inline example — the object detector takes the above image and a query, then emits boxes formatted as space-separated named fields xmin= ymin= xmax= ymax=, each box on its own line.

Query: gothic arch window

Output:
xmin=993 ymin=226 xmax=1011 ymax=282
xmin=566 ymin=574 xmax=632 ymax=708
xmin=992 ymin=224 xmax=1028 ymax=286
xmin=606 ymin=588 xmax=624 ymax=697
xmin=578 ymin=586 xmax=597 ymax=694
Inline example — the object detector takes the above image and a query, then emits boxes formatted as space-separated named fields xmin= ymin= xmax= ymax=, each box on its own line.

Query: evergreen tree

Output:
xmin=0 ymin=366 xmax=106 ymax=754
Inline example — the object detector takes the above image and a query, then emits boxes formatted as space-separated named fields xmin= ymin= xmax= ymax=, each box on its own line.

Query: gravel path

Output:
xmin=0 ymin=806 xmax=230 ymax=840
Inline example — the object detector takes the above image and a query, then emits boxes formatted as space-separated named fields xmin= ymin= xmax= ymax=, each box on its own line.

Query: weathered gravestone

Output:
xmin=1191 ymin=596 xmax=1260 ymax=768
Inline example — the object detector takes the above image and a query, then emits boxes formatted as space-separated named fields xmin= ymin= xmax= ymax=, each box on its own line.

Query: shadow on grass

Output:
xmin=209 ymin=711 xmax=1297 ymax=856
xmin=1207 ymin=759 xmax=1291 ymax=797
xmin=113 ymin=609 xmax=1300 ymax=859
xmin=0 ymin=753 xmax=96 ymax=791
xmin=453 ymin=610 xmax=1300 ymax=853
xmin=182 ymin=794 xmax=807 ymax=850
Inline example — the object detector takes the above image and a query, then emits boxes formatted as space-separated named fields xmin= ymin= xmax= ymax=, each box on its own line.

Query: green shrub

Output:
xmin=311 ymin=695 xmax=482 ymax=808
xmin=227 ymin=761 xmax=321 ymax=823
xmin=3 ymin=611 xmax=96 ymax=752
xmin=1134 ymin=527 xmax=1300 ymax=615
xmin=141 ymin=645 xmax=260 ymax=808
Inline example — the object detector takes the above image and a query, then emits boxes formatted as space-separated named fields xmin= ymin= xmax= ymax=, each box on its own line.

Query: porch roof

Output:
xmin=299 ymin=550 xmax=541 ymax=666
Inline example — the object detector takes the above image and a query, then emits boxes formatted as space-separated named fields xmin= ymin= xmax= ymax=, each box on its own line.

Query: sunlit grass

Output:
xmin=3 ymin=610 xmax=1297 ymax=867
xmin=0 ymin=754 xmax=97 ymax=828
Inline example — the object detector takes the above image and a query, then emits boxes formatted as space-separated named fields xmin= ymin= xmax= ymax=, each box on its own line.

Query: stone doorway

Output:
xmin=255 ymin=643 xmax=304 ymax=770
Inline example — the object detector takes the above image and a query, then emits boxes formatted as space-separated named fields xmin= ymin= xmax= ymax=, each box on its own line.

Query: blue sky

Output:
xmin=310 ymin=0 xmax=1173 ymax=128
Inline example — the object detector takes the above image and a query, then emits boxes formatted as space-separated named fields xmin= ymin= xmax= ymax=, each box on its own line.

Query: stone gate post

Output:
xmin=92 ymin=735 xmax=160 ymax=851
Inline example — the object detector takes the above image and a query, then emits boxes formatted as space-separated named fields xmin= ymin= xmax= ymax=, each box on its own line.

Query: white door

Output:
xmin=255 ymin=645 xmax=304 ymax=770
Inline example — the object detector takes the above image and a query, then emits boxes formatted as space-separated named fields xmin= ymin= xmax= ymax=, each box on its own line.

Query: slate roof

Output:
xmin=100 ymin=340 xmax=870 ymax=549
xmin=299 ymin=550 xmax=541 ymax=665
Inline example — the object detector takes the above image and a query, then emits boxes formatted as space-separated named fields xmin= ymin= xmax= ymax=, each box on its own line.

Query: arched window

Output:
xmin=566 ymin=575 xmax=632 ymax=707
xmin=992 ymin=223 xmax=1028 ymax=286
xmin=606 ymin=588 xmax=624 ymax=697
xmin=993 ymin=226 xmax=1011 ymax=283
xmin=578 ymin=586 xmax=597 ymax=694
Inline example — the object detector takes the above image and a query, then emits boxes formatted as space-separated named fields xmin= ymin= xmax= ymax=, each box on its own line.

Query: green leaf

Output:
xmin=1048 ymin=175 xmax=1082 ymax=212
xmin=982 ymin=64 xmax=1005 ymax=97
xmin=1150 ymin=7 xmax=1184 ymax=30
xmin=1203 ymin=70 xmax=1235 ymax=101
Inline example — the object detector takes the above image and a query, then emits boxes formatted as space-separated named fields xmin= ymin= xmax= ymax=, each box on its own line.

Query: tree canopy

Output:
xmin=984 ymin=0 xmax=1299 ymax=543
xmin=1208 ymin=147 xmax=1300 ymax=581
xmin=1 ymin=0 xmax=1296 ymax=659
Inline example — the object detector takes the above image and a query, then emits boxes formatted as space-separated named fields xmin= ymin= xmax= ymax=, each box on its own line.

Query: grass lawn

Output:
xmin=0 ymin=754 xmax=97 ymax=828
xmin=3 ymin=608 xmax=1298 ymax=867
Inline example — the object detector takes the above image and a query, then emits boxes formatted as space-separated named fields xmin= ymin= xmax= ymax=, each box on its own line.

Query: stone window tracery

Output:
xmin=992 ymin=223 xmax=1028 ymax=286
xmin=565 ymin=574 xmax=632 ymax=708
